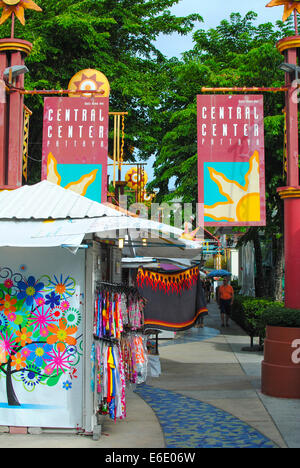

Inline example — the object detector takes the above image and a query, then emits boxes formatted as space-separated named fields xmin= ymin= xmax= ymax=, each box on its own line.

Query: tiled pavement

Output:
xmin=134 ymin=301 xmax=295 ymax=449
xmin=135 ymin=385 xmax=277 ymax=448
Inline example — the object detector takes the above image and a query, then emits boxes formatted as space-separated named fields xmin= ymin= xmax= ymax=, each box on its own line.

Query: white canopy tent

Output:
xmin=0 ymin=181 xmax=203 ymax=255
xmin=0 ymin=217 xmax=202 ymax=254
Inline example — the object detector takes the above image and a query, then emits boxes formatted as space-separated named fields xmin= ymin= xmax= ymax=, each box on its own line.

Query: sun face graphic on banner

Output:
xmin=68 ymin=69 xmax=110 ymax=98
xmin=46 ymin=152 xmax=99 ymax=197
xmin=204 ymin=151 xmax=261 ymax=223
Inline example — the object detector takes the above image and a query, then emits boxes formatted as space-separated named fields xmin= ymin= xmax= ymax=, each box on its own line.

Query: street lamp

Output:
xmin=279 ymin=62 xmax=300 ymax=80
xmin=3 ymin=64 xmax=28 ymax=85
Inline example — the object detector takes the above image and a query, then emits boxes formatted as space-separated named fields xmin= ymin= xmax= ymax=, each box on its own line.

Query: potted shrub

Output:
xmin=260 ymin=306 xmax=300 ymax=399
xmin=231 ymin=296 xmax=283 ymax=350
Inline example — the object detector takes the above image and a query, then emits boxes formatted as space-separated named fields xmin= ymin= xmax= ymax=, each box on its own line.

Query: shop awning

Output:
xmin=0 ymin=181 xmax=202 ymax=254
xmin=0 ymin=216 xmax=202 ymax=253
xmin=122 ymin=257 xmax=193 ymax=269
xmin=0 ymin=220 xmax=85 ymax=249
xmin=0 ymin=180 xmax=125 ymax=220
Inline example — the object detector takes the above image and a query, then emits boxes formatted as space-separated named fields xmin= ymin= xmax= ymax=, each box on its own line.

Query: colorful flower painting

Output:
xmin=0 ymin=294 xmax=17 ymax=315
xmin=0 ymin=267 xmax=82 ymax=407
xmin=17 ymin=276 xmax=44 ymax=307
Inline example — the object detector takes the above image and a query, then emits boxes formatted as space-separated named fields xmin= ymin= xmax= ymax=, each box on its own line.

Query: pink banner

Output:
xmin=42 ymin=97 xmax=109 ymax=203
xmin=197 ymin=95 xmax=266 ymax=226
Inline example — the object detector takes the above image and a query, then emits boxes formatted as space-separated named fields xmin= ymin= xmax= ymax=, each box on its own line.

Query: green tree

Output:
xmin=149 ymin=12 xmax=294 ymax=299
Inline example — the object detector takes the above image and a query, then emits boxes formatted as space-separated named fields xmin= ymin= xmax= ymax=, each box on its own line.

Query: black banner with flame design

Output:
xmin=137 ymin=266 xmax=208 ymax=331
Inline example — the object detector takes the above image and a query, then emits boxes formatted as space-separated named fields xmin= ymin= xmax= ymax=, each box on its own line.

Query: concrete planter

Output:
xmin=261 ymin=325 xmax=300 ymax=398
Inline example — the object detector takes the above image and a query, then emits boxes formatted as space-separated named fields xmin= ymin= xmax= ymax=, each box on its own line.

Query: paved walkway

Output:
xmin=1 ymin=300 xmax=300 ymax=448
xmin=135 ymin=302 xmax=281 ymax=448
xmin=136 ymin=300 xmax=300 ymax=448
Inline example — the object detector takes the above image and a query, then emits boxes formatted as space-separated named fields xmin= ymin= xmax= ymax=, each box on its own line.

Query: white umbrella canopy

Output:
xmin=0 ymin=181 xmax=203 ymax=255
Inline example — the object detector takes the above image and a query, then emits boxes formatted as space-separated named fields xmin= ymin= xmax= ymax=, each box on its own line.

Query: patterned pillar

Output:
xmin=0 ymin=38 xmax=32 ymax=189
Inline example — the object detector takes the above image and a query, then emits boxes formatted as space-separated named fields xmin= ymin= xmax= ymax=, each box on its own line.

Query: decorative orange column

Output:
xmin=0 ymin=0 xmax=41 ymax=189
xmin=277 ymin=187 xmax=300 ymax=308
xmin=0 ymin=46 xmax=8 ymax=187
xmin=0 ymin=39 xmax=32 ymax=189
xmin=276 ymin=36 xmax=300 ymax=309
xmin=263 ymin=1 xmax=300 ymax=399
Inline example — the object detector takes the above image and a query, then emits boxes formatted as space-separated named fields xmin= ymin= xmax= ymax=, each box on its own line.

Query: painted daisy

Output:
xmin=11 ymin=352 xmax=27 ymax=371
xmin=0 ymin=294 xmax=17 ymax=315
xmin=26 ymin=342 xmax=53 ymax=367
xmin=63 ymin=308 xmax=81 ymax=327
xmin=21 ymin=363 xmax=42 ymax=389
xmin=44 ymin=348 xmax=72 ymax=376
xmin=45 ymin=291 xmax=60 ymax=309
xmin=29 ymin=305 xmax=53 ymax=334
xmin=17 ymin=276 xmax=44 ymax=307
xmin=47 ymin=275 xmax=76 ymax=301
xmin=15 ymin=327 xmax=32 ymax=347
xmin=47 ymin=318 xmax=77 ymax=352
xmin=0 ymin=330 xmax=16 ymax=357
xmin=63 ymin=380 xmax=72 ymax=390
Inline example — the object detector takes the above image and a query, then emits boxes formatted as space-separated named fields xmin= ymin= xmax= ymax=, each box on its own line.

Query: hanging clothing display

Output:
xmin=136 ymin=266 xmax=208 ymax=331
xmin=121 ymin=333 xmax=148 ymax=385
xmin=93 ymin=283 xmax=145 ymax=340
xmin=93 ymin=341 xmax=127 ymax=421
xmin=92 ymin=282 xmax=147 ymax=421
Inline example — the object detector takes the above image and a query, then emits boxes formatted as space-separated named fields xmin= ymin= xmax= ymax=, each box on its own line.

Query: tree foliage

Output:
xmin=150 ymin=12 xmax=293 ymax=203
xmin=0 ymin=0 xmax=202 ymax=182
xmin=0 ymin=5 xmax=293 ymax=298
xmin=148 ymin=12 xmax=296 ymax=299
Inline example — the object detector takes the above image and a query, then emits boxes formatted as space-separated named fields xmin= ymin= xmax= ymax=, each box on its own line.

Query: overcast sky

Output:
xmin=156 ymin=0 xmax=284 ymax=57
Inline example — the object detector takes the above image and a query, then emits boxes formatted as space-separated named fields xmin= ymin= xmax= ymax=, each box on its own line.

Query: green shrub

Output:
xmin=231 ymin=295 xmax=284 ymax=342
xmin=230 ymin=279 xmax=241 ymax=294
xmin=261 ymin=306 xmax=300 ymax=328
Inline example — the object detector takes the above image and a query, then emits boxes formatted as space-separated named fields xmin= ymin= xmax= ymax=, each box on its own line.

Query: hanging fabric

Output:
xmin=94 ymin=282 xmax=145 ymax=339
xmin=94 ymin=341 xmax=127 ymax=421
xmin=136 ymin=266 xmax=208 ymax=331
xmin=120 ymin=333 xmax=148 ymax=385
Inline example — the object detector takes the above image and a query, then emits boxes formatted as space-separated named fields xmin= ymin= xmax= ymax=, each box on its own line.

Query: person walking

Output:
xmin=205 ymin=279 xmax=212 ymax=303
xmin=218 ymin=277 xmax=234 ymax=327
